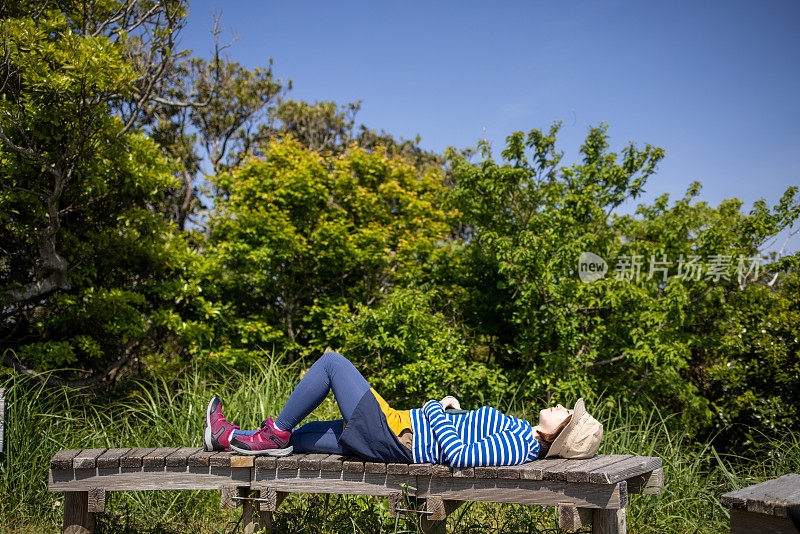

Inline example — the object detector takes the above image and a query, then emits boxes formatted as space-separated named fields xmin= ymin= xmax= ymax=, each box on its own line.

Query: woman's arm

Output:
xmin=422 ymin=401 xmax=538 ymax=467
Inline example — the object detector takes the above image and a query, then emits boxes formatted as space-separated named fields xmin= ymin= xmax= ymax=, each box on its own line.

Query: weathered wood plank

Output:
xmin=165 ymin=447 xmax=203 ymax=468
xmin=518 ymin=458 xmax=571 ymax=480
xmin=51 ymin=449 xmax=82 ymax=470
xmin=474 ymin=466 xmax=498 ymax=479
xmin=230 ymin=455 xmax=255 ymax=468
xmin=387 ymin=463 xmax=409 ymax=475
xmin=559 ymin=505 xmax=593 ymax=532
xmin=320 ymin=454 xmax=343 ymax=472
xmin=142 ymin=447 xmax=180 ymax=468
xmin=387 ymin=493 xmax=403 ymax=518
xmin=251 ymin=486 xmax=288 ymax=512
xmin=744 ymin=475 xmax=800 ymax=517
xmin=543 ymin=456 xmax=604 ymax=482
xmin=298 ymin=453 xmax=328 ymax=472
xmin=254 ymin=455 xmax=277 ymax=470
xmin=220 ymin=486 xmax=239 ymax=509
xmin=73 ymin=449 xmax=107 ymax=470
xmin=277 ymin=455 xmax=299 ymax=470
xmin=592 ymin=507 xmax=626 ymax=534
xmin=431 ymin=464 xmax=451 ymax=478
xmin=496 ymin=465 xmax=521 ymax=479
xmin=187 ymin=449 xmax=217 ymax=468
xmin=423 ymin=477 xmax=627 ymax=509
xmin=87 ymin=488 xmax=108 ymax=513
xmin=119 ymin=448 xmax=156 ymax=468
xmin=342 ymin=458 xmax=365 ymax=474
xmin=210 ymin=451 xmax=233 ymax=468
xmin=409 ymin=463 xmax=434 ymax=476
xmin=452 ymin=467 xmax=474 ymax=478
xmin=96 ymin=448 xmax=131 ymax=469
xmin=49 ymin=464 xmax=251 ymax=492
xmin=588 ymin=456 xmax=661 ymax=484
xmin=419 ymin=496 xmax=463 ymax=534
xmin=626 ymin=468 xmax=664 ymax=495
xmin=364 ymin=461 xmax=387 ymax=474
xmin=564 ymin=455 xmax=632 ymax=483
xmin=240 ymin=486 xmax=271 ymax=534
xmin=251 ymin=467 xmax=627 ymax=509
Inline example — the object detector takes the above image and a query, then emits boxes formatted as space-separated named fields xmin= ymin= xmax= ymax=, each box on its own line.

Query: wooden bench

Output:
xmin=49 ymin=448 xmax=663 ymax=534
xmin=721 ymin=474 xmax=800 ymax=534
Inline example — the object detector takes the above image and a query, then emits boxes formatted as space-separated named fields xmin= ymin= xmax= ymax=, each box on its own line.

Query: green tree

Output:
xmin=197 ymin=137 xmax=454 ymax=366
xmin=0 ymin=0 xmax=202 ymax=384
xmin=143 ymin=13 xmax=290 ymax=230
xmin=440 ymin=123 xmax=799 ymax=434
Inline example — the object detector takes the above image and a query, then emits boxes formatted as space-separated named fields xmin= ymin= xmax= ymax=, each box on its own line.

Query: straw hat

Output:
xmin=545 ymin=398 xmax=603 ymax=459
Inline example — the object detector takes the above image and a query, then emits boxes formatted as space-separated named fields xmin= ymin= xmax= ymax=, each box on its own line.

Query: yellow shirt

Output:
xmin=370 ymin=388 xmax=412 ymax=437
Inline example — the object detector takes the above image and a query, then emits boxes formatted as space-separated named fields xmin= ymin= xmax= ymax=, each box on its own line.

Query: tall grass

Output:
xmin=2 ymin=360 xmax=798 ymax=533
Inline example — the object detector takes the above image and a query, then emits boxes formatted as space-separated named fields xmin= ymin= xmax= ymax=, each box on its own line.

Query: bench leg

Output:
xmin=560 ymin=505 xmax=593 ymax=532
xmin=592 ymin=508 xmax=626 ymax=534
xmin=63 ymin=491 xmax=95 ymax=534
xmin=419 ymin=497 xmax=463 ymax=534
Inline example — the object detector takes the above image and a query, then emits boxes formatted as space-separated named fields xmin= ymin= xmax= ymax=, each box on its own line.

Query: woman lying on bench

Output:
xmin=204 ymin=351 xmax=602 ymax=466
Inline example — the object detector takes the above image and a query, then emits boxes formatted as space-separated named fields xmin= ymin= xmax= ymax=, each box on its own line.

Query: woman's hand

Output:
xmin=440 ymin=395 xmax=461 ymax=410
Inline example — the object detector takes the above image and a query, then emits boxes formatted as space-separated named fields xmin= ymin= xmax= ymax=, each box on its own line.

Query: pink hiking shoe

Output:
xmin=230 ymin=418 xmax=293 ymax=456
xmin=204 ymin=397 xmax=240 ymax=451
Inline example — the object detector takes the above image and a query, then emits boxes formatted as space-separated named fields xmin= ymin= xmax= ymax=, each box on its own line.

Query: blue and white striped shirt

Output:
xmin=409 ymin=401 xmax=541 ymax=467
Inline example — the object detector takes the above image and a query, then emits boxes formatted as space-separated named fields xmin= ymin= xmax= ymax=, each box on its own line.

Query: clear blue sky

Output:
xmin=179 ymin=0 xmax=800 ymax=254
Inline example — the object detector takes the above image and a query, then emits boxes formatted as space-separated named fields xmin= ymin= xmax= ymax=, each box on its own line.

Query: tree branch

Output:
xmin=4 ymin=337 xmax=143 ymax=388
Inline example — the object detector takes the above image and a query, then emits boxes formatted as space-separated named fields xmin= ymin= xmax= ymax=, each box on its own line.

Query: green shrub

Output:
xmin=323 ymin=287 xmax=509 ymax=408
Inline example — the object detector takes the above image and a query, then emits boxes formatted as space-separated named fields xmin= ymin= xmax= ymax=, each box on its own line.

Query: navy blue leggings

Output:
xmin=234 ymin=352 xmax=372 ymax=454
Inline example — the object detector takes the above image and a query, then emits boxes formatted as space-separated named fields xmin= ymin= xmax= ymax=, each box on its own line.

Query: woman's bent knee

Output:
xmin=318 ymin=350 xmax=348 ymax=368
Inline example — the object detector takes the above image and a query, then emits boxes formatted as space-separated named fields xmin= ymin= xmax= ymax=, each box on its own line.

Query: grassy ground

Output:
xmin=1 ymin=360 xmax=798 ymax=533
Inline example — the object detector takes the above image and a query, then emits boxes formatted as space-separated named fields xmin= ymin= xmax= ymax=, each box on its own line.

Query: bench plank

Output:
xmin=627 ymin=468 xmax=664 ymax=495
xmin=565 ymin=455 xmax=632 ymax=483
xmin=409 ymin=463 xmax=434 ymax=476
xmin=320 ymin=454 xmax=343 ymax=472
xmin=187 ymin=449 xmax=217 ymax=468
xmin=165 ymin=447 xmax=202 ymax=468
xmin=277 ymin=454 xmax=300 ymax=470
xmin=51 ymin=449 xmax=82 ymax=470
xmin=722 ymin=474 xmax=800 ymax=517
xmin=230 ymin=455 xmax=255 ymax=468
xmin=474 ymin=466 xmax=498 ymax=479
xmin=119 ymin=448 xmax=156 ymax=468
xmin=452 ymin=467 xmax=474 ymax=478
xmin=50 ymin=462 xmax=251 ymax=491
xmin=255 ymin=455 xmax=277 ymax=470
xmin=73 ymin=449 xmax=108 ymax=469
xmin=591 ymin=456 xmax=661 ymax=484
xmin=387 ymin=463 xmax=409 ymax=475
xmin=96 ymin=448 xmax=131 ymax=469
xmin=210 ymin=451 xmax=233 ymax=468
xmin=542 ymin=456 xmax=605 ymax=482
xmin=431 ymin=464 xmax=451 ymax=478
xmin=342 ymin=457 xmax=365 ymax=474
xmin=143 ymin=447 xmax=180 ymax=468
xmin=518 ymin=458 xmax=571 ymax=480
xmin=424 ymin=477 xmax=628 ymax=509
xmin=365 ymin=461 xmax=388 ymax=474
xmin=299 ymin=453 xmax=328 ymax=472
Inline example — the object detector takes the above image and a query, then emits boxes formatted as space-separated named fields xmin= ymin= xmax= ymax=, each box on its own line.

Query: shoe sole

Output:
xmin=230 ymin=443 xmax=294 ymax=456
xmin=204 ymin=397 xmax=218 ymax=452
